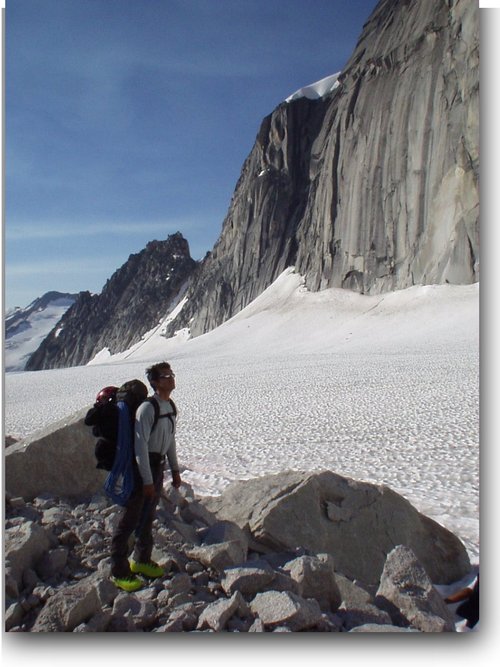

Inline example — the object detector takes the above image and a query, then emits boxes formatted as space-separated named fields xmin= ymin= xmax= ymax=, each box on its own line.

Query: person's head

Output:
xmin=146 ymin=362 xmax=176 ymax=395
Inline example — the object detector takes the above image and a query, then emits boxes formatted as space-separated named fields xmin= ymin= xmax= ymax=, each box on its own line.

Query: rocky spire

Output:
xmin=26 ymin=233 xmax=197 ymax=370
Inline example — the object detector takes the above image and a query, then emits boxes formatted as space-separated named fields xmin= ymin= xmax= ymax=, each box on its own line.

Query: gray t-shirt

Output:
xmin=134 ymin=395 xmax=179 ymax=485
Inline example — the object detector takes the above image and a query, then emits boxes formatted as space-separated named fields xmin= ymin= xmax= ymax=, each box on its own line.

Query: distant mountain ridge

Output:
xmin=25 ymin=233 xmax=197 ymax=370
xmin=23 ymin=0 xmax=479 ymax=371
xmin=5 ymin=292 xmax=79 ymax=372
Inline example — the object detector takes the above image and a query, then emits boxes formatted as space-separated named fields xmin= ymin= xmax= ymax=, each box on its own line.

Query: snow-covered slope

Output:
xmin=88 ymin=268 xmax=479 ymax=365
xmin=4 ymin=271 xmax=479 ymax=561
xmin=5 ymin=292 xmax=78 ymax=372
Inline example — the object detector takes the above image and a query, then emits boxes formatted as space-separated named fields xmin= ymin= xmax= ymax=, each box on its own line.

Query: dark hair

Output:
xmin=146 ymin=362 xmax=171 ymax=388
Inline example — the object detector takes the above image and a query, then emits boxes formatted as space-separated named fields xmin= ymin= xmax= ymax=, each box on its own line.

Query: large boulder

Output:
xmin=5 ymin=408 xmax=106 ymax=501
xmin=201 ymin=471 xmax=470 ymax=585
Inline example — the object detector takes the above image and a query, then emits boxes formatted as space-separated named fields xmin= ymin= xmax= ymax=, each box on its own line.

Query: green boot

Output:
xmin=129 ymin=559 xmax=164 ymax=578
xmin=111 ymin=574 xmax=143 ymax=592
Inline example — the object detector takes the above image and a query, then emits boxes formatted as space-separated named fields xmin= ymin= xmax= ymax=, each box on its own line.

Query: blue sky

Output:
xmin=5 ymin=0 xmax=379 ymax=310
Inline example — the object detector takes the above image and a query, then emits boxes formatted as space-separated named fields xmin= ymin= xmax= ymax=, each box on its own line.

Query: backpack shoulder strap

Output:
xmin=146 ymin=396 xmax=161 ymax=432
xmin=146 ymin=396 xmax=176 ymax=433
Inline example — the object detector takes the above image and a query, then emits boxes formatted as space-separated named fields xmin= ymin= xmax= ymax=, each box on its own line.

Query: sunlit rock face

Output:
xmin=167 ymin=0 xmax=478 ymax=339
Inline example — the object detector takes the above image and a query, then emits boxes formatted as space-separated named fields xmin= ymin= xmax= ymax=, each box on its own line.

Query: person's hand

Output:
xmin=143 ymin=483 xmax=156 ymax=499
xmin=172 ymin=471 xmax=182 ymax=488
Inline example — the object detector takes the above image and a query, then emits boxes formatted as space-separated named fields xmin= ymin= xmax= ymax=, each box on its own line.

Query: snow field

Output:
xmin=4 ymin=275 xmax=479 ymax=564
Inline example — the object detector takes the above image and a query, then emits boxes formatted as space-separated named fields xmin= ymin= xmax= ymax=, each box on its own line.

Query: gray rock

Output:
xmin=197 ymin=591 xmax=250 ymax=631
xmin=4 ymin=464 xmax=473 ymax=634
xmin=5 ymin=520 xmax=51 ymax=588
xmin=73 ymin=611 xmax=113 ymax=632
xmin=335 ymin=573 xmax=374 ymax=607
xmin=112 ymin=593 xmax=157 ymax=630
xmin=201 ymin=470 xmax=470 ymax=585
xmin=5 ymin=602 xmax=25 ymax=632
xmin=250 ymin=590 xmax=323 ymax=631
xmin=93 ymin=577 xmax=119 ymax=607
xmin=283 ymin=553 xmax=341 ymax=612
xmin=163 ymin=573 xmax=193 ymax=598
xmin=5 ymin=409 xmax=106 ymax=500
xmin=35 ymin=547 xmax=69 ymax=580
xmin=165 ymin=605 xmax=199 ymax=632
xmin=248 ymin=617 xmax=266 ymax=632
xmin=349 ymin=624 xmax=420 ymax=633
xmin=262 ymin=570 xmax=299 ymax=595
xmin=203 ymin=520 xmax=249 ymax=554
xmin=376 ymin=545 xmax=456 ymax=632
xmin=180 ymin=500 xmax=217 ymax=526
xmin=168 ymin=518 xmax=200 ymax=545
xmin=31 ymin=578 xmax=101 ymax=632
xmin=186 ymin=540 xmax=247 ymax=572
xmin=221 ymin=561 xmax=276 ymax=596
xmin=338 ymin=605 xmax=393 ymax=631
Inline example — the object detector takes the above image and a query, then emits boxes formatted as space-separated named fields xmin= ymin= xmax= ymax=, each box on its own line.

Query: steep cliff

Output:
xmin=26 ymin=233 xmax=197 ymax=370
xmin=26 ymin=0 xmax=479 ymax=370
xmin=165 ymin=0 xmax=479 ymax=339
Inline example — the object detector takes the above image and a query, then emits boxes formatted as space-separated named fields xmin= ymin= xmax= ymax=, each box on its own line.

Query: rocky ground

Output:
xmin=5 ymin=479 xmax=462 ymax=633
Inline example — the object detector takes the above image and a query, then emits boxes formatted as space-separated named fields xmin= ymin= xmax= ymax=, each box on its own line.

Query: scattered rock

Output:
xmin=376 ymin=545 xmax=456 ymax=632
xmin=4 ymin=473 xmax=472 ymax=633
xmin=185 ymin=540 xmax=247 ymax=572
xmin=31 ymin=577 xmax=101 ymax=632
xmin=221 ymin=561 xmax=276 ymax=596
xmin=250 ymin=590 xmax=323 ymax=631
xmin=5 ymin=520 xmax=51 ymax=589
xmin=349 ymin=624 xmax=421 ymax=633
xmin=197 ymin=590 xmax=250 ymax=631
xmin=283 ymin=553 xmax=341 ymax=612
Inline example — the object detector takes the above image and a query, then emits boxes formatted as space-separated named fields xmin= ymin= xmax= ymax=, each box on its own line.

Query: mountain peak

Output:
xmin=25 ymin=236 xmax=198 ymax=370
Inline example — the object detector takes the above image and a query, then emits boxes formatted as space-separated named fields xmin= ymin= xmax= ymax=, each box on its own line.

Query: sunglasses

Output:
xmin=159 ymin=373 xmax=175 ymax=379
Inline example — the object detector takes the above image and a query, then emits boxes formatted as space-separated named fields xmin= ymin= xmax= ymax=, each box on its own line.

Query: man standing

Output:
xmin=110 ymin=361 xmax=181 ymax=592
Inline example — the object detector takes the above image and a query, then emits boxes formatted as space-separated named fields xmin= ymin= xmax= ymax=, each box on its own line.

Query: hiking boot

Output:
xmin=111 ymin=575 xmax=143 ymax=592
xmin=129 ymin=559 xmax=164 ymax=578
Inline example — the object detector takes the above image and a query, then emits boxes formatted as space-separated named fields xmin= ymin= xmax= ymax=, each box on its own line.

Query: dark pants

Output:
xmin=110 ymin=455 xmax=164 ymax=578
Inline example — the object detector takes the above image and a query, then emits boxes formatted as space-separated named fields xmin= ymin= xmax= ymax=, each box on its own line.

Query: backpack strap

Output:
xmin=146 ymin=397 xmax=176 ymax=433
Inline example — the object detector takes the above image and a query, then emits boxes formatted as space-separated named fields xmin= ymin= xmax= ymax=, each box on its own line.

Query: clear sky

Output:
xmin=5 ymin=0 xmax=380 ymax=310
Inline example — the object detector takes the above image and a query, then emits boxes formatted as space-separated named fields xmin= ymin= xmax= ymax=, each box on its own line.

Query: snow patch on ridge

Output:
xmin=285 ymin=72 xmax=341 ymax=103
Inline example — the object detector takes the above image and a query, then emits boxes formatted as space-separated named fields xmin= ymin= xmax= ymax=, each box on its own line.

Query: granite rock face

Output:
xmin=26 ymin=233 xmax=197 ymax=369
xmin=166 ymin=0 xmax=479 ymax=339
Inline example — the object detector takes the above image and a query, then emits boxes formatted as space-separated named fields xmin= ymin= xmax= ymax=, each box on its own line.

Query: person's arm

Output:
xmin=166 ymin=431 xmax=181 ymax=487
xmin=84 ymin=405 xmax=99 ymax=425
